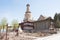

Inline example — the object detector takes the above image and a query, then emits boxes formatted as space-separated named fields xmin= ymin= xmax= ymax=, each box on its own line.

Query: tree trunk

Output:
xmin=3 ymin=25 xmax=4 ymax=32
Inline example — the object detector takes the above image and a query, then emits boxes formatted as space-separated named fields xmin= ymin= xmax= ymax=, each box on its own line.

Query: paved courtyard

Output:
xmin=0 ymin=29 xmax=60 ymax=40
xmin=0 ymin=32 xmax=37 ymax=40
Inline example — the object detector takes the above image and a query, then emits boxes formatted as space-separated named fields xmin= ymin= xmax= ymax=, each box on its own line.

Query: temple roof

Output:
xmin=38 ymin=15 xmax=46 ymax=21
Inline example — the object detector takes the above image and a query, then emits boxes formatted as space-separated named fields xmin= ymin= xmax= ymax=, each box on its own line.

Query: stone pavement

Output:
xmin=0 ymin=31 xmax=54 ymax=40
xmin=0 ymin=32 xmax=37 ymax=40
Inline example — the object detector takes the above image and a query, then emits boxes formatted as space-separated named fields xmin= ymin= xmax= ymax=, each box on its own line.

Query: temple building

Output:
xmin=19 ymin=4 xmax=56 ymax=33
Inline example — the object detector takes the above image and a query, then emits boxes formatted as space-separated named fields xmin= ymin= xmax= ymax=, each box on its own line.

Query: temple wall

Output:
xmin=34 ymin=20 xmax=51 ymax=32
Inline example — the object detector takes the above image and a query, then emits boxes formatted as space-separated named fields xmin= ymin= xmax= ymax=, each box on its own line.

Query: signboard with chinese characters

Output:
xmin=23 ymin=22 xmax=34 ymax=30
xmin=23 ymin=26 xmax=33 ymax=30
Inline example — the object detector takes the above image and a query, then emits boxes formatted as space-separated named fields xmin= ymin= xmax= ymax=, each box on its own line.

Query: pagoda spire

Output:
xmin=24 ymin=4 xmax=32 ymax=22
xmin=25 ymin=4 xmax=31 ymax=13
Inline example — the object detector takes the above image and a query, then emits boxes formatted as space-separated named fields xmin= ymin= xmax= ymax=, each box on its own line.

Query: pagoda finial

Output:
xmin=26 ymin=4 xmax=31 ymax=13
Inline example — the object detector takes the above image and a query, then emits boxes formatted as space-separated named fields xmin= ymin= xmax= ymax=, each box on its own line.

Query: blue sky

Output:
xmin=0 ymin=0 xmax=60 ymax=24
